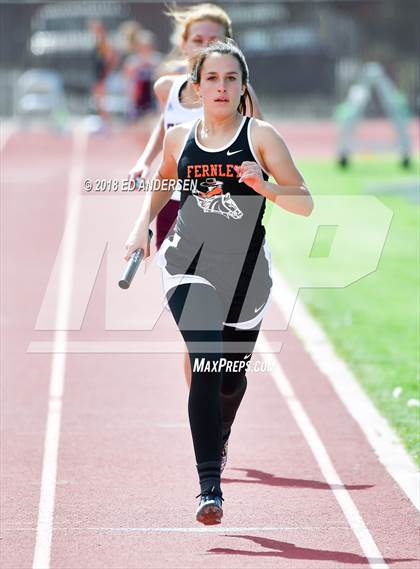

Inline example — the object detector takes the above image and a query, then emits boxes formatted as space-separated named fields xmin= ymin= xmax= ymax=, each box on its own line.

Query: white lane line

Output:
xmin=270 ymin=267 xmax=419 ymax=511
xmin=259 ymin=333 xmax=388 ymax=569
xmin=74 ymin=525 xmax=351 ymax=533
xmin=7 ymin=526 xmax=353 ymax=533
xmin=32 ymin=126 xmax=88 ymax=569
xmin=0 ymin=119 xmax=17 ymax=152
xmin=27 ymin=341 xmax=282 ymax=353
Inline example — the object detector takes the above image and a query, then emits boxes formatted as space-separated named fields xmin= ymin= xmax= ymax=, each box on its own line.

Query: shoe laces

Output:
xmin=196 ymin=485 xmax=224 ymax=500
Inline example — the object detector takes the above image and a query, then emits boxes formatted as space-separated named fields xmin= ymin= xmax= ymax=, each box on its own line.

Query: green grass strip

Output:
xmin=265 ymin=157 xmax=420 ymax=466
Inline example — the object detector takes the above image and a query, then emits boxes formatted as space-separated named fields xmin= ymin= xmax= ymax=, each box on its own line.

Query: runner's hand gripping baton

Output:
xmin=118 ymin=229 xmax=153 ymax=290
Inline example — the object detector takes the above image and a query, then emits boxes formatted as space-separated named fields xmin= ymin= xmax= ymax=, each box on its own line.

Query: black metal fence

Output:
xmin=0 ymin=0 xmax=418 ymax=116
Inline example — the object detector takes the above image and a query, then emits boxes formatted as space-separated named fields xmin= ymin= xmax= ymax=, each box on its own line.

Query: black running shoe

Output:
xmin=195 ymin=487 xmax=224 ymax=525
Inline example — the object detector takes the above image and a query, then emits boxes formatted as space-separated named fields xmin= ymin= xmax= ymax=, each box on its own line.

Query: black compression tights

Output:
xmin=167 ymin=283 xmax=261 ymax=493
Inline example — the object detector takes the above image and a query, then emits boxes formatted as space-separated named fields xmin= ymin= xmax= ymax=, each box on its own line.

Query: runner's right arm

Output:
xmin=125 ymin=126 xmax=183 ymax=260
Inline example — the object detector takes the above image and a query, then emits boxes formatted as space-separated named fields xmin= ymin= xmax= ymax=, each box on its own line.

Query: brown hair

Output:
xmin=190 ymin=39 xmax=253 ymax=115
xmin=165 ymin=3 xmax=233 ymax=45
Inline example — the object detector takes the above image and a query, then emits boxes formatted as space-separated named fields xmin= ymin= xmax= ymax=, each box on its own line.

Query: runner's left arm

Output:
xmin=235 ymin=120 xmax=313 ymax=217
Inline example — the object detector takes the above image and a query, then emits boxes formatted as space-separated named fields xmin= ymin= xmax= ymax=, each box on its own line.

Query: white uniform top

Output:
xmin=163 ymin=74 xmax=203 ymax=201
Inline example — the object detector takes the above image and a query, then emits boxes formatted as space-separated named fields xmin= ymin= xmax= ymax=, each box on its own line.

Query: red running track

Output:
xmin=1 ymin=124 xmax=419 ymax=569
xmin=272 ymin=118 xmax=420 ymax=158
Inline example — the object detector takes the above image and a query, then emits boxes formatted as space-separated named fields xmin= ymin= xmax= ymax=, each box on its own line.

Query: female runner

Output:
xmin=129 ymin=3 xmax=263 ymax=387
xmin=129 ymin=3 xmax=262 ymax=250
xmin=125 ymin=40 xmax=313 ymax=525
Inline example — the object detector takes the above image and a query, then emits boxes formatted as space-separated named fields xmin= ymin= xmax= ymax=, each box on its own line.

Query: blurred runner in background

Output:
xmin=123 ymin=29 xmax=162 ymax=122
xmin=90 ymin=20 xmax=118 ymax=121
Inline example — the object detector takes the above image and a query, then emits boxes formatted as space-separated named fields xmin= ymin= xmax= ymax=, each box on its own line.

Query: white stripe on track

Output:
xmin=270 ymin=267 xmax=420 ymax=511
xmin=0 ymin=119 xmax=16 ymax=152
xmin=32 ymin=126 xmax=88 ymax=569
xmin=27 ymin=340 xmax=282 ymax=353
xmin=259 ymin=333 xmax=388 ymax=569
xmin=6 ymin=525 xmax=353 ymax=533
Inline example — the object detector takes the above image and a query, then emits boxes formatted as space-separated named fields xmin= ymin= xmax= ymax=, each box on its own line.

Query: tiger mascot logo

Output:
xmin=192 ymin=178 xmax=243 ymax=220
